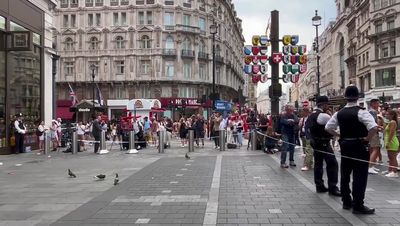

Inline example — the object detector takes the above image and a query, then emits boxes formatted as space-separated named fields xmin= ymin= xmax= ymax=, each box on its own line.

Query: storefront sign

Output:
xmin=78 ymin=108 xmax=91 ymax=112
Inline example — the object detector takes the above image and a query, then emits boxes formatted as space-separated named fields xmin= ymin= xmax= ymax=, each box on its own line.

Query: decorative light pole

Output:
xmin=210 ymin=23 xmax=218 ymax=110
xmin=312 ymin=10 xmax=322 ymax=97
xmin=90 ymin=64 xmax=97 ymax=117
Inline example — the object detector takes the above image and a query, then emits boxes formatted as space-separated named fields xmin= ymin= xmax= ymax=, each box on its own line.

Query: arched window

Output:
xmin=115 ymin=36 xmax=125 ymax=49
xmin=140 ymin=35 xmax=151 ymax=49
xmin=165 ymin=36 xmax=174 ymax=49
xmin=64 ymin=37 xmax=74 ymax=51
xmin=198 ymin=40 xmax=205 ymax=53
xmin=89 ymin=36 xmax=99 ymax=50
xmin=182 ymin=38 xmax=191 ymax=51
xmin=339 ymin=37 xmax=345 ymax=88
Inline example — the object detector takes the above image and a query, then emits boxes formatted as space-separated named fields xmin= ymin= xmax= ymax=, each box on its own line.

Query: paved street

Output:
xmin=1 ymin=140 xmax=400 ymax=226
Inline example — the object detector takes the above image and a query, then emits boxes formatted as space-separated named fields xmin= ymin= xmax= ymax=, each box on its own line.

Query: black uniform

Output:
xmin=14 ymin=120 xmax=26 ymax=154
xmin=308 ymin=109 xmax=339 ymax=192
xmin=337 ymin=106 xmax=369 ymax=209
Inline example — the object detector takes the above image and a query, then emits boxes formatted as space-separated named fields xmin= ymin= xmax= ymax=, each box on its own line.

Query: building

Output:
xmin=0 ymin=0 xmax=57 ymax=154
xmin=54 ymin=0 xmax=245 ymax=121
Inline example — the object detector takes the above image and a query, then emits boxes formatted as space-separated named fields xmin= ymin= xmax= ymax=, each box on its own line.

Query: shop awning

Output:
xmin=56 ymin=107 xmax=74 ymax=120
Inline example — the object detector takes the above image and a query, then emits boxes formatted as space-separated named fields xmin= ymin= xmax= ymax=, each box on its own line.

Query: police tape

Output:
xmin=255 ymin=131 xmax=400 ymax=171
xmin=76 ymin=140 xmax=148 ymax=144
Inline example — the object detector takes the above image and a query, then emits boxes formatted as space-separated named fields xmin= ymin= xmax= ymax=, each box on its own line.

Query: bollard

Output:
xmin=188 ymin=129 xmax=194 ymax=152
xmin=98 ymin=130 xmax=109 ymax=154
xmin=127 ymin=131 xmax=138 ymax=154
xmin=219 ymin=130 xmax=226 ymax=151
xmin=72 ymin=131 xmax=78 ymax=154
xmin=158 ymin=130 xmax=165 ymax=153
xmin=44 ymin=131 xmax=51 ymax=155
xmin=251 ymin=130 xmax=257 ymax=151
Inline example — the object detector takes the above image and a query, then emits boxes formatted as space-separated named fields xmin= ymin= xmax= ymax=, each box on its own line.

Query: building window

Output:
xmin=113 ymin=13 xmax=119 ymax=26
xmin=164 ymin=12 xmax=174 ymax=26
xmin=179 ymin=87 xmax=196 ymax=98
xmin=198 ymin=0 xmax=205 ymax=11
xmin=121 ymin=12 xmax=127 ymax=25
xmin=115 ymin=60 xmax=125 ymax=74
xmin=140 ymin=35 xmax=151 ymax=48
xmin=182 ymin=38 xmax=191 ymax=50
xmin=138 ymin=12 xmax=145 ymax=25
xmin=63 ymin=15 xmax=69 ymax=27
xmin=95 ymin=13 xmax=101 ymax=26
xmin=140 ymin=60 xmax=151 ymax=74
xmin=88 ymin=14 xmax=94 ymax=26
xmin=165 ymin=61 xmax=174 ymax=77
xmin=375 ymin=67 xmax=396 ymax=87
xmin=375 ymin=22 xmax=383 ymax=33
xmin=387 ymin=17 xmax=395 ymax=30
xmin=165 ymin=36 xmax=174 ymax=49
xmin=373 ymin=0 xmax=381 ymax=10
xmin=86 ymin=0 xmax=93 ymax=6
xmin=161 ymin=86 xmax=172 ymax=97
xmin=183 ymin=14 xmax=191 ymax=26
xmin=71 ymin=0 xmax=79 ymax=7
xmin=147 ymin=11 xmax=153 ymax=25
xmin=115 ymin=86 xmax=126 ymax=99
xmin=390 ymin=40 xmax=396 ymax=56
xmin=183 ymin=62 xmax=191 ymax=78
xmin=382 ymin=0 xmax=389 ymax=7
xmin=115 ymin=36 xmax=125 ymax=49
xmin=110 ymin=0 xmax=119 ymax=5
xmin=89 ymin=37 xmax=99 ymax=50
xmin=199 ymin=17 xmax=206 ymax=31
xmin=71 ymin=15 xmax=76 ymax=27
xmin=141 ymin=87 xmax=151 ymax=98
xmin=64 ymin=37 xmax=74 ymax=50
xmin=199 ymin=64 xmax=206 ymax=80
xmin=198 ymin=40 xmax=205 ymax=53
xmin=95 ymin=0 xmax=103 ymax=6
xmin=64 ymin=62 xmax=74 ymax=75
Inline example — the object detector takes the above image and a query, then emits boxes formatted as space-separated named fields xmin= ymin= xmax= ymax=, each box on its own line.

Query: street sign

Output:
xmin=215 ymin=100 xmax=232 ymax=111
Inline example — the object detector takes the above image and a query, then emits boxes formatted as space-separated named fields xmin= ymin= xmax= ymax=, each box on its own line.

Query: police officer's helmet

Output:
xmin=344 ymin=85 xmax=359 ymax=100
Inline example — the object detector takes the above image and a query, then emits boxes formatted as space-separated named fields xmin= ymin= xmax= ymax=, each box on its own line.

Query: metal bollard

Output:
xmin=219 ymin=130 xmax=226 ymax=151
xmin=98 ymin=130 xmax=109 ymax=154
xmin=188 ymin=129 xmax=194 ymax=152
xmin=72 ymin=131 xmax=78 ymax=154
xmin=127 ymin=131 xmax=138 ymax=154
xmin=44 ymin=131 xmax=51 ymax=155
xmin=158 ymin=130 xmax=165 ymax=153
xmin=251 ymin=130 xmax=257 ymax=151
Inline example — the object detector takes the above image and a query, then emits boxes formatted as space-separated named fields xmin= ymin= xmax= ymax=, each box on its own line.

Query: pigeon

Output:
xmin=68 ymin=169 xmax=76 ymax=178
xmin=114 ymin=173 xmax=119 ymax=185
xmin=185 ymin=153 xmax=190 ymax=160
xmin=94 ymin=174 xmax=106 ymax=180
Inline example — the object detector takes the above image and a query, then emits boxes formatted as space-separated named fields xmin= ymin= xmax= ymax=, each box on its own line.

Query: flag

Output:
xmin=68 ymin=83 xmax=78 ymax=106
xmin=96 ymin=83 xmax=104 ymax=106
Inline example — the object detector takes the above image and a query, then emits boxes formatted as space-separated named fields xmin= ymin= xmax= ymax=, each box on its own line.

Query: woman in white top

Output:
xmin=50 ymin=120 xmax=58 ymax=151
xmin=76 ymin=122 xmax=86 ymax=151
xmin=37 ymin=121 xmax=46 ymax=153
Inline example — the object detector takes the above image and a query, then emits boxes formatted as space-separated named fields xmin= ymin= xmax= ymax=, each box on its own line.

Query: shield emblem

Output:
xmin=299 ymin=45 xmax=307 ymax=54
xmin=260 ymin=65 xmax=268 ymax=74
xmin=300 ymin=64 xmax=307 ymax=74
xmin=291 ymin=55 xmax=299 ymax=64
xmin=291 ymin=45 xmax=299 ymax=55
xmin=260 ymin=35 xmax=269 ymax=45
xmin=252 ymin=75 xmax=260 ymax=84
xmin=282 ymin=64 xmax=292 ymax=74
xmin=282 ymin=55 xmax=290 ymax=64
xmin=299 ymin=55 xmax=308 ymax=64
xmin=244 ymin=56 xmax=252 ymax=65
xmin=282 ymin=46 xmax=290 ymax=55
xmin=291 ymin=74 xmax=300 ymax=83
xmin=291 ymin=35 xmax=299 ymax=45
xmin=252 ymin=35 xmax=260 ymax=46
xmin=282 ymin=35 xmax=291 ymax=45
xmin=260 ymin=46 xmax=268 ymax=55
xmin=260 ymin=75 xmax=268 ymax=83
xmin=272 ymin=52 xmax=283 ymax=64
xmin=282 ymin=74 xmax=290 ymax=83
xmin=252 ymin=65 xmax=260 ymax=74
xmin=291 ymin=64 xmax=300 ymax=74
xmin=243 ymin=65 xmax=252 ymax=74
xmin=244 ymin=45 xmax=252 ymax=55
xmin=259 ymin=55 xmax=268 ymax=64
xmin=252 ymin=46 xmax=260 ymax=55
xmin=252 ymin=56 xmax=259 ymax=64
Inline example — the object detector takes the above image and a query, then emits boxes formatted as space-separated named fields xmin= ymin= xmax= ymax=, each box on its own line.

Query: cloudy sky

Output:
xmin=231 ymin=0 xmax=337 ymax=94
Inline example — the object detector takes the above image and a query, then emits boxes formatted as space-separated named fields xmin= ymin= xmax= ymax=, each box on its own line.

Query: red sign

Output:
xmin=303 ymin=101 xmax=309 ymax=107
xmin=160 ymin=98 xmax=211 ymax=108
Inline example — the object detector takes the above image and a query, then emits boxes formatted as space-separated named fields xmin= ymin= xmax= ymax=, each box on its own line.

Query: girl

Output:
xmin=76 ymin=122 xmax=86 ymax=151
xmin=179 ymin=118 xmax=188 ymax=147
xmin=383 ymin=109 xmax=399 ymax=178
xmin=37 ymin=121 xmax=46 ymax=153
xmin=50 ymin=120 xmax=58 ymax=152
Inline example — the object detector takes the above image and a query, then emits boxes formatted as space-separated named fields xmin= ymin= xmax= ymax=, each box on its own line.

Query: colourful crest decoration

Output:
xmin=290 ymin=45 xmax=299 ymax=55
xmin=252 ymin=56 xmax=259 ymax=64
xmin=252 ymin=75 xmax=260 ymax=84
xmin=243 ymin=65 xmax=252 ymax=74
xmin=299 ymin=55 xmax=308 ymax=64
xmin=300 ymin=64 xmax=307 ymax=74
xmin=244 ymin=45 xmax=252 ymax=55
xmin=260 ymin=46 xmax=268 ymax=55
xmin=252 ymin=46 xmax=260 ymax=55
xmin=244 ymin=56 xmax=252 ymax=65
xmin=291 ymin=74 xmax=300 ymax=83
xmin=260 ymin=75 xmax=268 ymax=83
xmin=272 ymin=52 xmax=283 ymax=64
xmin=291 ymin=55 xmax=299 ymax=64
xmin=252 ymin=65 xmax=260 ymax=74
xmin=259 ymin=55 xmax=268 ymax=64
xmin=291 ymin=35 xmax=299 ymax=45
xmin=282 ymin=55 xmax=290 ymax=64
xmin=282 ymin=46 xmax=290 ymax=55
xmin=260 ymin=35 xmax=269 ymax=45
xmin=282 ymin=35 xmax=292 ymax=45
xmin=260 ymin=65 xmax=268 ymax=74
xmin=282 ymin=74 xmax=290 ymax=83
xmin=283 ymin=64 xmax=292 ymax=74
xmin=299 ymin=45 xmax=307 ymax=55
xmin=291 ymin=64 xmax=299 ymax=74
xmin=252 ymin=35 xmax=260 ymax=46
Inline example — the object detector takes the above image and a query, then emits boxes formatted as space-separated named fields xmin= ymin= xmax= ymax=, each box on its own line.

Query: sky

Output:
xmin=231 ymin=0 xmax=337 ymax=95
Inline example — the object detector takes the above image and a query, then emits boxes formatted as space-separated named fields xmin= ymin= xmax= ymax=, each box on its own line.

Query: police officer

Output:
xmin=14 ymin=113 xmax=27 ymax=154
xmin=307 ymin=96 xmax=341 ymax=196
xmin=326 ymin=86 xmax=378 ymax=214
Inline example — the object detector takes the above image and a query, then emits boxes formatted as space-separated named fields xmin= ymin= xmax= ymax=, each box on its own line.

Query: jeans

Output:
xmin=311 ymin=140 xmax=338 ymax=190
xmin=301 ymin=137 xmax=313 ymax=167
xmin=280 ymin=134 xmax=295 ymax=164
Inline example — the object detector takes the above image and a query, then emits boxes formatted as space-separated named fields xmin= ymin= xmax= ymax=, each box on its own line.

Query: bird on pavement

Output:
xmin=114 ymin=173 xmax=119 ymax=185
xmin=185 ymin=153 xmax=190 ymax=159
xmin=68 ymin=169 xmax=76 ymax=178
xmin=94 ymin=174 xmax=106 ymax=180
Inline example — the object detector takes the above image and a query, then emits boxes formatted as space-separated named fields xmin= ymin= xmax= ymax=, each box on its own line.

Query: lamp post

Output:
xmin=210 ymin=23 xmax=217 ymax=110
xmin=312 ymin=10 xmax=322 ymax=97
xmin=90 ymin=64 xmax=96 ymax=118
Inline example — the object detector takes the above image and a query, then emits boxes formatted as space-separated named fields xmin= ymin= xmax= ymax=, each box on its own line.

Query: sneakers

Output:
xmin=301 ymin=166 xmax=309 ymax=171
xmin=289 ymin=161 xmax=296 ymax=167
xmin=385 ymin=172 xmax=399 ymax=178
xmin=372 ymin=166 xmax=380 ymax=171
xmin=368 ymin=167 xmax=379 ymax=174
xmin=381 ymin=170 xmax=389 ymax=175
xmin=280 ymin=164 xmax=289 ymax=168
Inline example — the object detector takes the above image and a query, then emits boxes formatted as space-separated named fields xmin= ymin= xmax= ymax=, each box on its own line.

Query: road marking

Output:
xmin=135 ymin=218 xmax=150 ymax=223
xmin=162 ymin=190 xmax=171 ymax=193
xmin=185 ymin=163 xmax=191 ymax=166
xmin=268 ymin=209 xmax=282 ymax=213
xmin=203 ymin=155 xmax=222 ymax=226
xmin=253 ymin=176 xmax=261 ymax=179
xmin=170 ymin=181 xmax=178 ymax=184
xmin=387 ymin=200 xmax=400 ymax=204
xmin=181 ymin=168 xmax=188 ymax=171
xmin=176 ymin=174 xmax=184 ymax=177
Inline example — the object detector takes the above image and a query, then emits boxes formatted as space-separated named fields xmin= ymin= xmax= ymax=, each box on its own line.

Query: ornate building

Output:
xmin=54 ymin=0 xmax=245 ymax=120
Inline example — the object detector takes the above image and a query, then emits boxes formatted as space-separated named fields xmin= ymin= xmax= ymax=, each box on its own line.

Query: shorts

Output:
xmin=369 ymin=134 xmax=381 ymax=148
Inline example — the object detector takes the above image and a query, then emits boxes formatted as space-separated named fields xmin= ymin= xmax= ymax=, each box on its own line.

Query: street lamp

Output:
xmin=210 ymin=23 xmax=218 ymax=110
xmin=90 ymin=64 xmax=97 ymax=118
xmin=312 ymin=10 xmax=322 ymax=97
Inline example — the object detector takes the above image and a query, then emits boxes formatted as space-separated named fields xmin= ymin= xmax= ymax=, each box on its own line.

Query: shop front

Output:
xmin=127 ymin=99 xmax=164 ymax=121
xmin=70 ymin=100 xmax=107 ymax=123
xmin=160 ymin=98 xmax=212 ymax=121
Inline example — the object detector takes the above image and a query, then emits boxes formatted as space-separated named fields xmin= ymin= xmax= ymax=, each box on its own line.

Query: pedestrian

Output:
xmin=50 ymin=120 xmax=59 ymax=152
xmin=194 ymin=114 xmax=205 ymax=147
xmin=307 ymin=96 xmax=341 ymax=196
xmin=280 ymin=105 xmax=299 ymax=168
xmin=179 ymin=118 xmax=188 ymax=147
xmin=76 ymin=121 xmax=86 ymax=151
xmin=246 ymin=111 xmax=258 ymax=150
xmin=92 ymin=115 xmax=102 ymax=154
xmin=299 ymin=107 xmax=313 ymax=171
xmin=235 ymin=116 xmax=244 ymax=146
xmin=265 ymin=126 xmax=279 ymax=154
xmin=213 ymin=112 xmax=222 ymax=149
xmin=382 ymin=109 xmax=399 ymax=177
xmin=368 ymin=98 xmax=383 ymax=174
xmin=56 ymin=118 xmax=62 ymax=147
xmin=150 ymin=118 xmax=158 ymax=147
xmin=37 ymin=121 xmax=46 ymax=153
xmin=258 ymin=114 xmax=269 ymax=151
xmin=325 ymin=85 xmax=378 ymax=214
